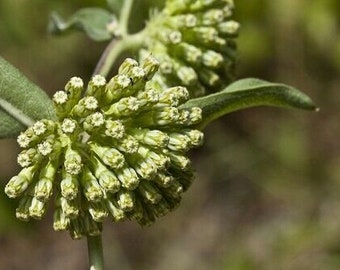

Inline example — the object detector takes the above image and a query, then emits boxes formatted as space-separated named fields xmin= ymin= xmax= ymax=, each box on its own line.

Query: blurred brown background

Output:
xmin=0 ymin=0 xmax=339 ymax=269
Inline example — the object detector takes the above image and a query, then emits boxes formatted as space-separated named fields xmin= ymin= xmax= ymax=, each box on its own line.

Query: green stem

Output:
xmin=87 ymin=235 xmax=104 ymax=270
xmin=119 ymin=0 xmax=134 ymax=36
xmin=93 ymin=30 xmax=146 ymax=77
xmin=93 ymin=0 xmax=143 ymax=78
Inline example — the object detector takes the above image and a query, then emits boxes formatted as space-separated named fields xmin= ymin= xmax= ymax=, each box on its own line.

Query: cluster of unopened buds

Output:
xmin=5 ymin=56 xmax=204 ymax=239
xmin=141 ymin=0 xmax=240 ymax=97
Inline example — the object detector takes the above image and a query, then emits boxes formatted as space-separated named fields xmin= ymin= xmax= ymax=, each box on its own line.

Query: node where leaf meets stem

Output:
xmin=87 ymin=235 xmax=104 ymax=270
xmin=93 ymin=31 xmax=146 ymax=78
xmin=93 ymin=0 xmax=144 ymax=78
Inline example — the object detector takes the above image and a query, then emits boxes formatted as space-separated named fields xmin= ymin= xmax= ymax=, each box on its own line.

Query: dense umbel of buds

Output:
xmin=141 ymin=0 xmax=240 ymax=97
xmin=5 ymin=56 xmax=203 ymax=239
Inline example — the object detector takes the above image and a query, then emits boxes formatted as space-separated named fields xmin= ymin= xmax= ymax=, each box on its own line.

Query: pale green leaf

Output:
xmin=48 ymin=8 xmax=118 ymax=41
xmin=180 ymin=78 xmax=317 ymax=129
xmin=0 ymin=56 xmax=56 ymax=138
xmin=106 ymin=0 xmax=124 ymax=14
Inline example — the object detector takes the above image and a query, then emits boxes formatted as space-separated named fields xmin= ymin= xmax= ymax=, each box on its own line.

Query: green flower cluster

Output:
xmin=141 ymin=0 xmax=240 ymax=97
xmin=5 ymin=56 xmax=203 ymax=239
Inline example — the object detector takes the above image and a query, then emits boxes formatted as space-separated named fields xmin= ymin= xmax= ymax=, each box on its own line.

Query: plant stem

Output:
xmin=93 ymin=31 xmax=145 ymax=77
xmin=92 ymin=0 xmax=143 ymax=77
xmin=87 ymin=235 xmax=104 ymax=270
xmin=119 ymin=0 xmax=134 ymax=36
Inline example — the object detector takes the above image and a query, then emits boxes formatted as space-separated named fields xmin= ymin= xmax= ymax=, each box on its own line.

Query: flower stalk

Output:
xmin=119 ymin=0 xmax=135 ymax=36
xmin=87 ymin=235 xmax=104 ymax=270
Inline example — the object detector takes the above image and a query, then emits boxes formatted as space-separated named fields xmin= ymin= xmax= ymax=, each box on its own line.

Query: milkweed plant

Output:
xmin=0 ymin=0 xmax=317 ymax=269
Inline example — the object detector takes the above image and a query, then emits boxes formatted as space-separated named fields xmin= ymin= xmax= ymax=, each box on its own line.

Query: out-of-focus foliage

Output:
xmin=0 ymin=0 xmax=339 ymax=269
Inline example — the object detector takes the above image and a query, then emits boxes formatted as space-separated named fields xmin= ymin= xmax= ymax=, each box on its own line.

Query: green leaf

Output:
xmin=106 ymin=0 xmax=124 ymax=14
xmin=181 ymin=78 xmax=317 ymax=129
xmin=0 ymin=56 xmax=56 ymax=138
xmin=48 ymin=8 xmax=118 ymax=41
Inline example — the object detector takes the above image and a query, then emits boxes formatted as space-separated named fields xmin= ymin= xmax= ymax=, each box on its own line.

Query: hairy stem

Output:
xmin=87 ymin=235 xmax=104 ymax=270
xmin=93 ymin=31 xmax=145 ymax=77
xmin=119 ymin=0 xmax=134 ymax=36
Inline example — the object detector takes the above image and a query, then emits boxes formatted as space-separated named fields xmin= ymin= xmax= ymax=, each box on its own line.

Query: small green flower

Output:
xmin=5 ymin=56 xmax=204 ymax=239
xmin=140 ymin=0 xmax=240 ymax=97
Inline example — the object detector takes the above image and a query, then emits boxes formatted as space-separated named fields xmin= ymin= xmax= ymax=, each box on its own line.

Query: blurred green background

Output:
xmin=0 ymin=0 xmax=339 ymax=269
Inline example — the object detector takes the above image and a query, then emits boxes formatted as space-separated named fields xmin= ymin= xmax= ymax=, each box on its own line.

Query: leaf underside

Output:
xmin=0 ymin=56 xmax=56 ymax=138
xmin=48 ymin=8 xmax=117 ymax=41
xmin=181 ymin=78 xmax=317 ymax=129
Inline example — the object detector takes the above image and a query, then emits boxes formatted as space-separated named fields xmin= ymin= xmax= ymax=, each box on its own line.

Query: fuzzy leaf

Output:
xmin=0 ymin=56 xmax=56 ymax=138
xmin=181 ymin=78 xmax=317 ymax=129
xmin=48 ymin=8 xmax=118 ymax=41
xmin=106 ymin=0 xmax=124 ymax=13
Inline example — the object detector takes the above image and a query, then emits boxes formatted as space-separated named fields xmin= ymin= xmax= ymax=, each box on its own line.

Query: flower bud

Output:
xmin=131 ymin=128 xmax=169 ymax=148
xmin=138 ymin=181 xmax=162 ymax=204
xmin=53 ymin=208 xmax=70 ymax=231
xmin=104 ymin=120 xmax=125 ymax=139
xmin=105 ymin=199 xmax=126 ymax=222
xmin=163 ymin=180 xmax=184 ymax=199
xmin=140 ymin=0 xmax=239 ymax=96
xmin=141 ymin=54 xmax=160 ymax=79
xmin=34 ymin=161 xmax=56 ymax=201
xmin=104 ymin=97 xmax=140 ymax=117
xmin=32 ymin=120 xmax=55 ymax=136
xmin=71 ymin=96 xmax=98 ymax=118
xmin=29 ymin=197 xmax=46 ymax=219
xmin=117 ymin=190 xmax=135 ymax=212
xmin=87 ymin=75 xmax=106 ymax=100
xmin=168 ymin=132 xmax=191 ymax=151
xmin=5 ymin=166 xmax=36 ymax=198
xmin=202 ymin=50 xmax=224 ymax=68
xmin=17 ymin=148 xmax=38 ymax=167
xmin=118 ymin=58 xmax=139 ymax=74
xmin=104 ymin=74 xmax=132 ymax=103
xmin=150 ymin=199 xmax=171 ymax=218
xmin=166 ymin=150 xmax=191 ymax=170
xmin=153 ymin=173 xmax=175 ymax=188
xmin=90 ymin=143 xmax=125 ymax=169
xmin=183 ymin=129 xmax=204 ymax=147
xmin=128 ymin=198 xmax=144 ymax=222
xmin=90 ymin=157 xmax=121 ymax=193
xmin=88 ymin=201 xmax=109 ymax=222
xmin=17 ymin=127 xmax=39 ymax=148
xmin=16 ymin=196 xmax=32 ymax=221
xmin=112 ymin=135 xmax=139 ymax=154
xmin=37 ymin=139 xmax=54 ymax=156
xmin=60 ymin=172 xmax=79 ymax=200
xmin=64 ymin=148 xmax=83 ymax=175
xmin=58 ymin=196 xmax=79 ymax=219
xmin=115 ymin=166 xmax=140 ymax=190
xmin=7 ymin=56 xmax=204 ymax=238
xmin=81 ymin=167 xmax=103 ymax=202
xmin=83 ymin=112 xmax=105 ymax=133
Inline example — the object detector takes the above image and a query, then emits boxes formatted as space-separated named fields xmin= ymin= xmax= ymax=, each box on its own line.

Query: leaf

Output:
xmin=180 ymin=78 xmax=317 ymax=129
xmin=106 ymin=0 xmax=125 ymax=14
xmin=0 ymin=56 xmax=56 ymax=138
xmin=48 ymin=8 xmax=118 ymax=41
